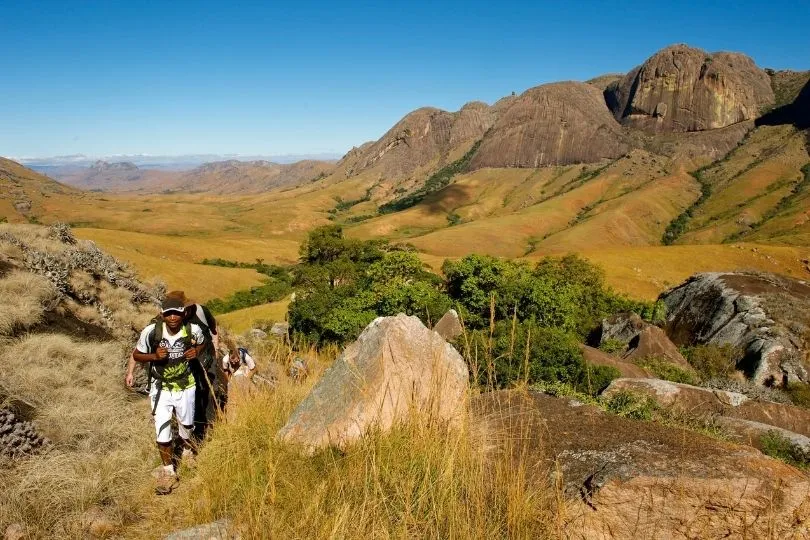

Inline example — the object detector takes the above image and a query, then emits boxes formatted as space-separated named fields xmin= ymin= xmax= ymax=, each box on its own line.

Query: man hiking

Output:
xmin=133 ymin=296 xmax=206 ymax=495
xmin=126 ymin=291 xmax=222 ymax=442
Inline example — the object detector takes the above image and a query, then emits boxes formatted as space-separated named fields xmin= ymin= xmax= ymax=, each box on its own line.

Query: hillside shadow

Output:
xmin=756 ymin=78 xmax=810 ymax=131
xmin=422 ymin=183 xmax=474 ymax=214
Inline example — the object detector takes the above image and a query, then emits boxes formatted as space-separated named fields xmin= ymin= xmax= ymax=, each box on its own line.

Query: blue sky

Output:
xmin=2 ymin=0 xmax=808 ymax=159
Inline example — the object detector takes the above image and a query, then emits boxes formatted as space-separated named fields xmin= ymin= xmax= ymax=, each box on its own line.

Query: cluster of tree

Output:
xmin=288 ymin=226 xmax=651 ymax=394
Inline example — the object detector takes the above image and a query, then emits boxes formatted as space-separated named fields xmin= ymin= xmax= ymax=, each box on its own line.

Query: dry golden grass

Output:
xmin=131 ymin=344 xmax=555 ymax=539
xmin=217 ymin=298 xmax=291 ymax=335
xmin=548 ymin=243 xmax=810 ymax=300
xmin=0 ymin=334 xmax=155 ymax=538
xmin=0 ymin=270 xmax=57 ymax=335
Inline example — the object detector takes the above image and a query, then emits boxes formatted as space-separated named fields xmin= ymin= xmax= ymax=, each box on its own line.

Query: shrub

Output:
xmin=598 ymin=339 xmax=626 ymax=355
xmin=467 ymin=321 xmax=618 ymax=395
xmin=785 ymin=383 xmax=810 ymax=409
xmin=760 ymin=430 xmax=810 ymax=469
xmin=634 ymin=356 xmax=700 ymax=385
xmin=604 ymin=391 xmax=658 ymax=421
xmin=443 ymin=253 xmax=641 ymax=336
xmin=682 ymin=343 xmax=742 ymax=380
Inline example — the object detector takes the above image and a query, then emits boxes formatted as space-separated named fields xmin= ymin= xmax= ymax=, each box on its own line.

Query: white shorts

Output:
xmin=150 ymin=386 xmax=196 ymax=443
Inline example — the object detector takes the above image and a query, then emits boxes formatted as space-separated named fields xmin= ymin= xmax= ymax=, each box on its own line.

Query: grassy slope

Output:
xmin=217 ymin=298 xmax=291 ymax=334
xmin=678 ymin=125 xmax=810 ymax=244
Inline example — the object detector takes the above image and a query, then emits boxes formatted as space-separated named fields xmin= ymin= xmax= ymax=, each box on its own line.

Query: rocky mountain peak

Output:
xmin=605 ymin=44 xmax=774 ymax=133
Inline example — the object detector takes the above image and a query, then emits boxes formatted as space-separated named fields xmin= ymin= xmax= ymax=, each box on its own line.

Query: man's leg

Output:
xmin=153 ymin=390 xmax=179 ymax=495
xmin=176 ymin=386 xmax=197 ymax=466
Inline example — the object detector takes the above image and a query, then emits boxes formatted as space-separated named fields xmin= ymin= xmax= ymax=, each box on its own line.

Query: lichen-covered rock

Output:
xmin=473 ymin=390 xmax=810 ymax=538
xmin=277 ymin=314 xmax=469 ymax=452
xmin=661 ymin=272 xmax=810 ymax=386
xmin=599 ymin=312 xmax=645 ymax=346
xmin=606 ymin=44 xmax=774 ymax=133
xmin=471 ymin=82 xmax=629 ymax=168
xmin=603 ymin=377 xmax=810 ymax=438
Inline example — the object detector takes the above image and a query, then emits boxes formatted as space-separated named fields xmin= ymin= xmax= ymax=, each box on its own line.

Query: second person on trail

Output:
xmin=132 ymin=296 xmax=206 ymax=495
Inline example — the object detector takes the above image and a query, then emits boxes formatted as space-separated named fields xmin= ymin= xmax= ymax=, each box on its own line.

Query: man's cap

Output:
xmin=161 ymin=297 xmax=186 ymax=314
xmin=166 ymin=290 xmax=194 ymax=307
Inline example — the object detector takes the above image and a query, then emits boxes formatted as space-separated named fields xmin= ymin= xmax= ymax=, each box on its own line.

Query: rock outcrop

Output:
xmin=341 ymin=103 xmax=495 ymax=179
xmin=471 ymin=82 xmax=630 ymax=169
xmin=603 ymin=377 xmax=810 ymax=439
xmin=606 ymin=44 xmax=774 ymax=133
xmin=661 ymin=272 xmax=810 ymax=385
xmin=597 ymin=313 xmax=689 ymax=367
xmin=277 ymin=314 xmax=469 ymax=452
xmin=472 ymin=390 xmax=810 ymax=538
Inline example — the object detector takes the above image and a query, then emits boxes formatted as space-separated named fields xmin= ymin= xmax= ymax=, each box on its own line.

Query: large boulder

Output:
xmin=277 ymin=314 xmax=469 ymax=452
xmin=603 ymin=377 xmax=810 ymax=438
xmin=597 ymin=313 xmax=689 ymax=367
xmin=472 ymin=390 xmax=810 ymax=538
xmin=661 ymin=272 xmax=810 ymax=385
xmin=606 ymin=44 xmax=774 ymax=133
xmin=622 ymin=325 xmax=690 ymax=368
xmin=598 ymin=312 xmax=645 ymax=346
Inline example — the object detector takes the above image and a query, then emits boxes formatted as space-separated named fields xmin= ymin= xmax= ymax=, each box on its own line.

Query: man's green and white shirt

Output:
xmin=136 ymin=322 xmax=205 ymax=391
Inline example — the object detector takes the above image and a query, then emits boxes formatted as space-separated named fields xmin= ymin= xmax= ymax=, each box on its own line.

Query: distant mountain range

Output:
xmin=15 ymin=152 xmax=342 ymax=171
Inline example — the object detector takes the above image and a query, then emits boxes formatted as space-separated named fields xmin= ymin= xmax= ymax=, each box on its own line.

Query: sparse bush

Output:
xmin=634 ymin=356 xmax=700 ymax=385
xmin=760 ymin=430 xmax=810 ymax=469
xmin=604 ymin=391 xmax=658 ymax=421
xmin=468 ymin=321 xmax=619 ymax=395
xmin=446 ymin=211 xmax=462 ymax=226
xmin=598 ymin=338 xmax=626 ymax=355
xmin=682 ymin=343 xmax=743 ymax=380
xmin=785 ymin=383 xmax=810 ymax=409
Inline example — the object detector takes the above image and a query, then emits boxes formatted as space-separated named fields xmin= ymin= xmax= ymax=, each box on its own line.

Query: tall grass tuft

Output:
xmin=156 ymin=347 xmax=555 ymax=539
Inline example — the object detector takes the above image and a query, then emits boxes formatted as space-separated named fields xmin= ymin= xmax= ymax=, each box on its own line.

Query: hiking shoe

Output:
xmin=155 ymin=469 xmax=179 ymax=495
xmin=181 ymin=448 xmax=197 ymax=469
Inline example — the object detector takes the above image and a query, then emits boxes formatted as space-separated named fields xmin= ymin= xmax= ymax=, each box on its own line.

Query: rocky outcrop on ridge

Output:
xmin=661 ymin=272 xmax=810 ymax=386
xmin=470 ymin=82 xmax=630 ymax=169
xmin=277 ymin=314 xmax=469 ymax=452
xmin=341 ymin=102 xmax=495 ymax=179
xmin=606 ymin=44 xmax=774 ymax=133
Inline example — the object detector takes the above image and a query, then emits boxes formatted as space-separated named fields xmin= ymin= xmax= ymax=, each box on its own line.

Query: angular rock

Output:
xmin=599 ymin=312 xmax=645 ymax=346
xmin=472 ymin=390 xmax=810 ymax=538
xmin=661 ymin=271 xmax=810 ymax=385
xmin=248 ymin=328 xmax=267 ymax=340
xmin=269 ymin=322 xmax=289 ymax=337
xmin=277 ymin=314 xmax=469 ymax=452
xmin=622 ymin=325 xmax=690 ymax=368
xmin=598 ymin=313 xmax=689 ymax=368
xmin=432 ymin=309 xmax=463 ymax=341
xmin=606 ymin=44 xmax=774 ymax=133
xmin=603 ymin=377 xmax=810 ymax=437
